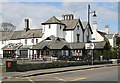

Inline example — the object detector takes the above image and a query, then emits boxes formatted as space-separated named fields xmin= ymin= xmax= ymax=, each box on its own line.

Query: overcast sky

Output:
xmin=0 ymin=0 xmax=119 ymax=33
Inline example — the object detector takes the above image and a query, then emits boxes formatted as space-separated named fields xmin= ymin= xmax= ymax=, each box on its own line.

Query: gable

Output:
xmin=62 ymin=19 xmax=84 ymax=31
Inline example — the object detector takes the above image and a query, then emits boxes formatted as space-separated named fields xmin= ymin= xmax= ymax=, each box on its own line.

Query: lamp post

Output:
xmin=87 ymin=4 xmax=97 ymax=65
xmin=87 ymin=4 xmax=97 ymax=42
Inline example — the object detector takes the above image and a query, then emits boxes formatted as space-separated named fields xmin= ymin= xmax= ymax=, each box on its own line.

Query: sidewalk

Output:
xmin=2 ymin=64 xmax=118 ymax=80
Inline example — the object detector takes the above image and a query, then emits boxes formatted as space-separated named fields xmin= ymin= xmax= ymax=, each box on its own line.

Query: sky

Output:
xmin=0 ymin=0 xmax=119 ymax=33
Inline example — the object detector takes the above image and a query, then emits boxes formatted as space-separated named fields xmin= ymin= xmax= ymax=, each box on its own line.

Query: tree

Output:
xmin=0 ymin=22 xmax=16 ymax=32
xmin=116 ymin=36 xmax=120 ymax=45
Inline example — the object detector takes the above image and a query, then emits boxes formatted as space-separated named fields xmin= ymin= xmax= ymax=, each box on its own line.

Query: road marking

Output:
xmin=26 ymin=77 xmax=35 ymax=83
xmin=71 ymin=77 xmax=87 ymax=81
xmin=54 ymin=77 xmax=65 ymax=81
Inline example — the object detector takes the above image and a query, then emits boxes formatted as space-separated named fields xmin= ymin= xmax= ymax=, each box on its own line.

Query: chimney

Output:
xmin=93 ymin=21 xmax=97 ymax=30
xmin=24 ymin=18 xmax=30 ymax=32
xmin=62 ymin=14 xmax=74 ymax=20
xmin=105 ymin=25 xmax=109 ymax=34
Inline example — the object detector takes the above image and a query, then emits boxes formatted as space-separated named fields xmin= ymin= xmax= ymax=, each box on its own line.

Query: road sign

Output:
xmin=85 ymin=43 xmax=94 ymax=49
xmin=89 ymin=38 xmax=96 ymax=40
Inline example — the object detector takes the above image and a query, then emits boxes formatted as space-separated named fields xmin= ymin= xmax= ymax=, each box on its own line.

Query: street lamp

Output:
xmin=88 ymin=4 xmax=97 ymax=24
xmin=87 ymin=4 xmax=97 ymax=65
xmin=87 ymin=4 xmax=97 ymax=42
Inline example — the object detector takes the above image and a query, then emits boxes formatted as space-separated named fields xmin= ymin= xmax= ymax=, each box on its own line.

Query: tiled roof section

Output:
xmin=0 ymin=29 xmax=43 ymax=40
xmin=2 ymin=43 xmax=23 ymax=50
xmin=32 ymin=35 xmax=106 ymax=50
xmin=10 ymin=30 xmax=25 ymax=40
xmin=42 ymin=16 xmax=64 ymax=25
xmin=94 ymin=42 xmax=106 ymax=49
xmin=0 ymin=31 xmax=13 ymax=41
xmin=61 ymin=19 xmax=79 ymax=30
xmin=32 ymin=35 xmax=67 ymax=49
xmin=20 ymin=29 xmax=43 ymax=39
xmin=68 ymin=43 xmax=85 ymax=49
xmin=20 ymin=45 xmax=32 ymax=49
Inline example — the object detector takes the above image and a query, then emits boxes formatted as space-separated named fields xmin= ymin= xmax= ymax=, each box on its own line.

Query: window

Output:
xmin=36 ymin=39 xmax=38 ymax=43
xmin=60 ymin=25 xmax=62 ymax=30
xmin=49 ymin=24 xmax=51 ymax=29
xmin=32 ymin=39 xmax=34 ymax=43
xmin=25 ymin=39 xmax=27 ymax=44
xmin=77 ymin=25 xmax=79 ymax=30
xmin=77 ymin=34 xmax=80 ymax=42
xmin=2 ymin=41 xmax=4 ymax=44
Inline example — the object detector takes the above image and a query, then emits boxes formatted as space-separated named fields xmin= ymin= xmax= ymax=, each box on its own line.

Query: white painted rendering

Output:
xmin=65 ymin=30 xmax=73 ymax=42
xmin=84 ymin=28 xmax=92 ymax=42
xmin=91 ymin=21 xmax=104 ymax=42
xmin=43 ymin=24 xmax=57 ymax=39
xmin=73 ymin=23 xmax=83 ymax=42
xmin=91 ymin=30 xmax=104 ymax=42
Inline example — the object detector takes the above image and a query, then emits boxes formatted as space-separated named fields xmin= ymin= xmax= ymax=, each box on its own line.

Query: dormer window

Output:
xmin=77 ymin=25 xmax=79 ymax=30
xmin=49 ymin=24 xmax=51 ymax=29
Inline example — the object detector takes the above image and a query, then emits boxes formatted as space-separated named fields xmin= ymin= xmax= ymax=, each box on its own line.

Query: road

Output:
xmin=2 ymin=66 xmax=119 ymax=83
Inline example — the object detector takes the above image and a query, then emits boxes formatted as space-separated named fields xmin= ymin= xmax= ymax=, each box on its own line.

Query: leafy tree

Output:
xmin=0 ymin=22 xmax=16 ymax=32
xmin=116 ymin=37 xmax=120 ymax=45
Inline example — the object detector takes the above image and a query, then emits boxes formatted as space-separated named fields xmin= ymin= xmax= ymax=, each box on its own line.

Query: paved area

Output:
xmin=2 ymin=64 xmax=118 ymax=80
xmin=1 ymin=65 xmax=119 ymax=83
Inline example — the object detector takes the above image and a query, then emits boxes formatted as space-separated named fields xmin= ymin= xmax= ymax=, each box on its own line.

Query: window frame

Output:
xmin=77 ymin=34 xmax=80 ymax=42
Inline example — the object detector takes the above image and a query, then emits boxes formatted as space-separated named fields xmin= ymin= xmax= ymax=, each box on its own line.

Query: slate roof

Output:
xmin=20 ymin=45 xmax=32 ymax=49
xmin=2 ymin=43 xmax=23 ymax=50
xmin=0 ymin=29 xmax=43 ymax=40
xmin=42 ymin=16 xmax=64 ymax=25
xmin=10 ymin=30 xmax=25 ymax=40
xmin=93 ymin=42 xmax=106 ymax=49
xmin=32 ymin=35 xmax=66 ymax=49
xmin=61 ymin=19 xmax=79 ymax=30
xmin=32 ymin=35 xmax=106 ymax=50
xmin=0 ymin=31 xmax=14 ymax=41
xmin=20 ymin=29 xmax=43 ymax=39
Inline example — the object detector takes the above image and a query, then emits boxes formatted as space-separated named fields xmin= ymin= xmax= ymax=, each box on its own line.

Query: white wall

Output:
xmin=8 ymin=40 xmax=21 ymax=44
xmin=65 ymin=30 xmax=73 ymax=42
xmin=20 ymin=38 xmax=42 ymax=45
xmin=43 ymin=24 xmax=57 ymax=39
xmin=57 ymin=24 xmax=64 ymax=38
xmin=73 ymin=23 xmax=83 ymax=42
xmin=84 ymin=28 xmax=92 ymax=42
xmin=91 ymin=30 xmax=104 ymax=42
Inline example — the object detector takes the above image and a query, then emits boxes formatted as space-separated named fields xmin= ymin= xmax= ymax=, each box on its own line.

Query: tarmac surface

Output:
xmin=2 ymin=64 xmax=119 ymax=81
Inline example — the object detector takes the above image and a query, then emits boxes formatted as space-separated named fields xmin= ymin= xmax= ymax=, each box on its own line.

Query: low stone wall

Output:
xmin=17 ymin=61 xmax=112 ymax=72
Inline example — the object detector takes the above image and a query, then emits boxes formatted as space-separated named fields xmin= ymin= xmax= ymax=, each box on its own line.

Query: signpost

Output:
xmin=85 ymin=43 xmax=94 ymax=65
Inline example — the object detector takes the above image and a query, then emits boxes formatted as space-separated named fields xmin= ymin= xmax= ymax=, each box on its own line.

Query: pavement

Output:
xmin=2 ymin=63 xmax=119 ymax=81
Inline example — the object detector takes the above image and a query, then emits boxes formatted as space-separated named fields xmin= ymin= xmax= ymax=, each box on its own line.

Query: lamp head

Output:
xmin=93 ymin=11 xmax=97 ymax=17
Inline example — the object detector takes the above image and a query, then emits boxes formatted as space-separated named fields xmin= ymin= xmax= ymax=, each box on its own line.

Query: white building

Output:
xmin=0 ymin=14 xmax=92 ymax=58
xmin=91 ymin=21 xmax=117 ymax=47
xmin=42 ymin=14 xmax=92 ymax=43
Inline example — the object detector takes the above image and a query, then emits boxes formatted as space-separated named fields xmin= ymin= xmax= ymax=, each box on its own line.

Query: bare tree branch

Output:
xmin=0 ymin=22 xmax=16 ymax=32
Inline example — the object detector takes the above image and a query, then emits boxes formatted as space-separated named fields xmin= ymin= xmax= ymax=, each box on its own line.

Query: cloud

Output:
xmin=1 ymin=2 xmax=118 ymax=33
xmin=1 ymin=2 xmax=66 ymax=30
